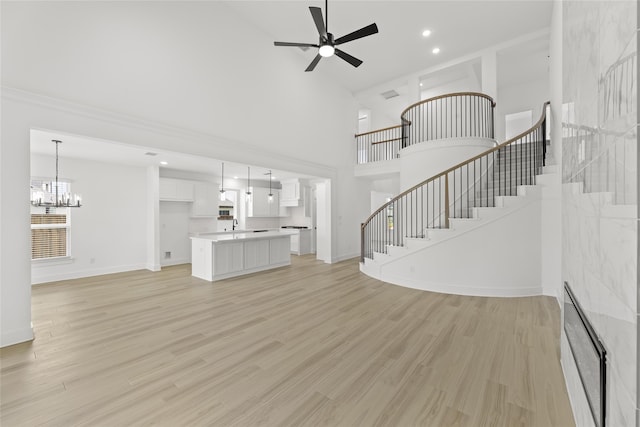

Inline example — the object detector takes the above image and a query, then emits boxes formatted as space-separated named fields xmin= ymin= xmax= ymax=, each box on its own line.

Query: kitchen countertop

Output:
xmin=191 ymin=229 xmax=296 ymax=243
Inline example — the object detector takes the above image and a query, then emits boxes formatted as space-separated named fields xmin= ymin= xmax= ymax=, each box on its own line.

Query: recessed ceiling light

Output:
xmin=432 ymin=47 xmax=440 ymax=54
xmin=272 ymin=176 xmax=277 ymax=180
xmin=160 ymin=161 xmax=168 ymax=166
xmin=419 ymin=83 xmax=423 ymax=87
xmin=422 ymin=29 xmax=432 ymax=37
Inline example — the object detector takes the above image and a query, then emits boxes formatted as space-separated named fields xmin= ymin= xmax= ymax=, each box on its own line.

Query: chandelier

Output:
xmin=30 ymin=140 xmax=82 ymax=209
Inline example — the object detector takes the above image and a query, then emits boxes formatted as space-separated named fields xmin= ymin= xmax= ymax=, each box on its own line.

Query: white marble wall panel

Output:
xmin=561 ymin=1 xmax=637 ymax=426
xmin=562 ymin=335 xmax=597 ymax=427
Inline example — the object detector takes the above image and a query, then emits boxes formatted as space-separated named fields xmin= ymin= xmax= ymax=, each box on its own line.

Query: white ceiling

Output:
xmin=28 ymin=1 xmax=553 ymax=177
xmin=227 ymin=0 xmax=553 ymax=93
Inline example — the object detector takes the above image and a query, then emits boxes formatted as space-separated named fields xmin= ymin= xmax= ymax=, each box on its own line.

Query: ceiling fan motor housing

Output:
xmin=321 ymin=33 xmax=335 ymax=47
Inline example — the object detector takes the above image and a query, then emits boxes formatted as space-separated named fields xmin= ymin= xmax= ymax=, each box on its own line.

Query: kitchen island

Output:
xmin=191 ymin=230 xmax=295 ymax=282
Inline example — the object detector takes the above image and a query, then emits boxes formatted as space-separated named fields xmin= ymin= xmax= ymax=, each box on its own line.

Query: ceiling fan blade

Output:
xmin=274 ymin=41 xmax=319 ymax=48
xmin=309 ymin=7 xmax=327 ymax=37
xmin=334 ymin=23 xmax=379 ymax=45
xmin=335 ymin=49 xmax=363 ymax=68
xmin=305 ymin=54 xmax=322 ymax=72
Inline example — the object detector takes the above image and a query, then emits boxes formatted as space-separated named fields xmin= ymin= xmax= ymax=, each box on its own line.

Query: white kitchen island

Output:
xmin=191 ymin=230 xmax=295 ymax=282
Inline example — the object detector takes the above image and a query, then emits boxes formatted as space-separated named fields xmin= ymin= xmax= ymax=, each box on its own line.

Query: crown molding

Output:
xmin=2 ymin=86 xmax=337 ymax=179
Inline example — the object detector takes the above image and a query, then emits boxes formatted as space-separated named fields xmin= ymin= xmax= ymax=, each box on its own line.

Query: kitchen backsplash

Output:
xmin=189 ymin=217 xmax=217 ymax=234
xmin=280 ymin=205 xmax=313 ymax=228
xmin=245 ymin=217 xmax=280 ymax=230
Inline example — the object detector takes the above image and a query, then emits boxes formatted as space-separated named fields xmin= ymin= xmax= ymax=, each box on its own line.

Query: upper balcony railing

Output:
xmin=355 ymin=125 xmax=404 ymax=164
xmin=355 ymin=92 xmax=495 ymax=164
xmin=401 ymin=92 xmax=495 ymax=147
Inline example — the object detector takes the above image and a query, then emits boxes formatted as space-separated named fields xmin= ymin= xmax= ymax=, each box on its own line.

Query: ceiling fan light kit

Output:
xmin=274 ymin=0 xmax=378 ymax=72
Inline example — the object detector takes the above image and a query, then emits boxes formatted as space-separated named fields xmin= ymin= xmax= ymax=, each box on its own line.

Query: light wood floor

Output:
xmin=1 ymin=256 xmax=574 ymax=426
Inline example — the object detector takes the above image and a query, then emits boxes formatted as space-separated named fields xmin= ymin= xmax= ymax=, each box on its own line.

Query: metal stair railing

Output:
xmin=361 ymin=101 xmax=549 ymax=263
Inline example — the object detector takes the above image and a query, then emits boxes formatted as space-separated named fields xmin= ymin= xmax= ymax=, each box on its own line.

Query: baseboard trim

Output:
xmin=1 ymin=326 xmax=34 ymax=348
xmin=31 ymin=264 xmax=147 ymax=285
xmin=361 ymin=265 xmax=543 ymax=298
xmin=161 ymin=258 xmax=190 ymax=267
xmin=331 ymin=252 xmax=360 ymax=264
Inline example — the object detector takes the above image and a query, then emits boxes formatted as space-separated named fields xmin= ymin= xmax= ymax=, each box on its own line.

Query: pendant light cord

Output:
xmin=54 ymin=140 xmax=60 ymax=204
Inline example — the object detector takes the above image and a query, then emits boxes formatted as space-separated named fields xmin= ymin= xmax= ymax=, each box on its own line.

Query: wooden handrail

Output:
xmin=356 ymin=92 xmax=495 ymax=166
xmin=400 ymin=92 xmax=496 ymax=119
xmin=362 ymin=101 xmax=549 ymax=228
xmin=371 ymin=137 xmax=403 ymax=145
xmin=356 ymin=93 xmax=494 ymax=140
xmin=355 ymin=125 xmax=403 ymax=138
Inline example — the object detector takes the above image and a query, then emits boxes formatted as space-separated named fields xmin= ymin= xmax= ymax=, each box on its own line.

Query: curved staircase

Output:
xmin=358 ymin=95 xmax=553 ymax=297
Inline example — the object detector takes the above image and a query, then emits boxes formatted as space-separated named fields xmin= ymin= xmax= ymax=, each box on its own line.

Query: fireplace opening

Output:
xmin=564 ymin=281 xmax=607 ymax=427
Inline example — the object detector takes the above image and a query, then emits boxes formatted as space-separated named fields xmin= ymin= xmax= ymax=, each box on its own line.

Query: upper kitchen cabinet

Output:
xmin=191 ymin=181 xmax=217 ymax=217
xmin=281 ymin=179 xmax=312 ymax=217
xmin=280 ymin=179 xmax=301 ymax=207
xmin=247 ymin=187 xmax=285 ymax=217
xmin=159 ymin=178 xmax=194 ymax=202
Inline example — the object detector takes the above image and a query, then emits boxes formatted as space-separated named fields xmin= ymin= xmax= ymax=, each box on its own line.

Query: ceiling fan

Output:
xmin=274 ymin=0 xmax=379 ymax=72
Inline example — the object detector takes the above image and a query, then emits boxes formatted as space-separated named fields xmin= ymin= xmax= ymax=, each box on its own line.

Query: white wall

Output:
xmin=544 ymin=0 xmax=563 ymax=301
xmin=1 ymin=1 xmax=362 ymax=346
xmin=159 ymin=202 xmax=191 ymax=266
xmin=30 ymin=154 xmax=148 ymax=284
xmin=560 ymin=1 xmax=638 ymax=426
xmin=1 ymin=95 xmax=33 ymax=348
xmin=498 ymin=78 xmax=549 ymax=142
xmin=370 ymin=191 xmax=393 ymax=214
xmin=399 ymin=137 xmax=496 ymax=192
xmin=315 ymin=181 xmax=331 ymax=262
xmin=365 ymin=192 xmax=543 ymax=297
xmin=1 ymin=2 xmax=357 ymax=168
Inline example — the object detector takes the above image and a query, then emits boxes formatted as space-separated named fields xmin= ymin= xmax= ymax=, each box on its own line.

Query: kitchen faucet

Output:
xmin=232 ymin=219 xmax=238 ymax=230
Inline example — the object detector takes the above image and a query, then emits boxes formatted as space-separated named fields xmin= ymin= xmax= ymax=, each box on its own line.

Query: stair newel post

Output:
xmin=491 ymin=100 xmax=495 ymax=140
xmin=444 ymin=173 xmax=450 ymax=229
xmin=360 ymin=222 xmax=365 ymax=263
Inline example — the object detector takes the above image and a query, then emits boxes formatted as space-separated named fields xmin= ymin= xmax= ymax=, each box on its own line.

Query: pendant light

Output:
xmin=267 ymin=170 xmax=274 ymax=203
xmin=30 ymin=140 xmax=82 ymax=211
xmin=245 ymin=166 xmax=252 ymax=202
xmin=219 ymin=162 xmax=226 ymax=201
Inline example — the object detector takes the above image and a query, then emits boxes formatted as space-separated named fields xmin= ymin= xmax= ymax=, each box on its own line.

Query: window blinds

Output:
xmin=31 ymin=214 xmax=68 ymax=259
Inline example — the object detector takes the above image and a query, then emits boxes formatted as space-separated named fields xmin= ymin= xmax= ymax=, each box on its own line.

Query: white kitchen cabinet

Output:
xmin=244 ymin=239 xmax=270 ymax=269
xmin=290 ymin=234 xmax=299 ymax=252
xmin=191 ymin=182 xmax=217 ymax=217
xmin=247 ymin=187 xmax=283 ymax=217
xmin=213 ymin=241 xmax=244 ymax=275
xmin=290 ymin=229 xmax=312 ymax=255
xmin=191 ymin=231 xmax=292 ymax=282
xmin=160 ymin=178 xmax=194 ymax=202
xmin=280 ymin=180 xmax=301 ymax=206
xmin=269 ymin=237 xmax=290 ymax=264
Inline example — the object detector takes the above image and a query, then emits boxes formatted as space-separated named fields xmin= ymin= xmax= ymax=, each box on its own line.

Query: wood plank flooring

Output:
xmin=0 ymin=256 xmax=575 ymax=426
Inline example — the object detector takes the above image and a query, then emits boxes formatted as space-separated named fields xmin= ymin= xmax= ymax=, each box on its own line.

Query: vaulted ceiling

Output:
xmin=16 ymin=1 xmax=553 ymax=177
xmin=227 ymin=1 xmax=553 ymax=93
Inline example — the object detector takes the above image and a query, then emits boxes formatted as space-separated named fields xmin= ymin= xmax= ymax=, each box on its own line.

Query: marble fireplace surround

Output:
xmin=561 ymin=1 xmax=637 ymax=427
xmin=564 ymin=282 xmax=607 ymax=427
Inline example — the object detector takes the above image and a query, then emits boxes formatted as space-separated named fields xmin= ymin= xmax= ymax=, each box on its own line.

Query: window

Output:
xmin=31 ymin=213 xmax=69 ymax=260
xmin=30 ymin=178 xmax=72 ymax=260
